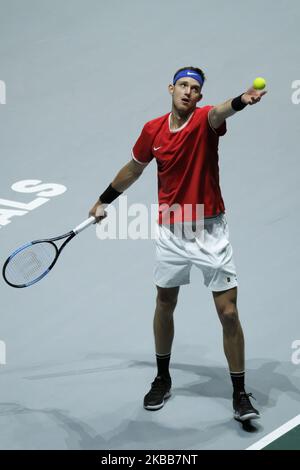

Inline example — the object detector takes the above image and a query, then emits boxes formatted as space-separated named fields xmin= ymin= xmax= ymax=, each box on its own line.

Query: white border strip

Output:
xmin=131 ymin=150 xmax=149 ymax=166
xmin=246 ymin=414 xmax=300 ymax=450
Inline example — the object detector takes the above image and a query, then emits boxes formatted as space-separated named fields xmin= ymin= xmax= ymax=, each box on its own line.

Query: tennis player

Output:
xmin=89 ymin=66 xmax=266 ymax=422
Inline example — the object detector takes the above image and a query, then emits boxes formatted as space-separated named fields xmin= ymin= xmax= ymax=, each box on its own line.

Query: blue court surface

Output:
xmin=1 ymin=0 xmax=300 ymax=450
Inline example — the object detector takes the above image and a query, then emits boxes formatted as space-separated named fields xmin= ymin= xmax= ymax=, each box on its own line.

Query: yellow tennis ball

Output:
xmin=253 ymin=77 xmax=266 ymax=90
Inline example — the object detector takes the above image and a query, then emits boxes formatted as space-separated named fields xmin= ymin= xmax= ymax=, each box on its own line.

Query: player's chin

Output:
xmin=177 ymin=101 xmax=194 ymax=113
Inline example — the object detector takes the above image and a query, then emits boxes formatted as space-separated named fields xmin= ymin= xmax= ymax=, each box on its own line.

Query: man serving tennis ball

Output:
xmin=89 ymin=68 xmax=267 ymax=422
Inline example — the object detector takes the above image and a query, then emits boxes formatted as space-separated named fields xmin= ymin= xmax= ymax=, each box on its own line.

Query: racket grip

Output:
xmin=73 ymin=216 xmax=96 ymax=234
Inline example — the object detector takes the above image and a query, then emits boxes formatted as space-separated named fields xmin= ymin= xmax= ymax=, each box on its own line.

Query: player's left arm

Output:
xmin=208 ymin=86 xmax=267 ymax=130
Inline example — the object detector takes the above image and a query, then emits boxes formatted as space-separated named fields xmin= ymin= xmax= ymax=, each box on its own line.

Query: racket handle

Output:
xmin=73 ymin=216 xmax=96 ymax=234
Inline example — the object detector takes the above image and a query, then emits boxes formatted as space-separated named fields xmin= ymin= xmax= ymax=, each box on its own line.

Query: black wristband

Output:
xmin=99 ymin=183 xmax=122 ymax=204
xmin=231 ymin=94 xmax=248 ymax=111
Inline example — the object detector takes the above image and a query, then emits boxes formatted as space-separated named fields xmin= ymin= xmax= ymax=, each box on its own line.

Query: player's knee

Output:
xmin=219 ymin=309 xmax=239 ymax=333
xmin=156 ymin=292 xmax=178 ymax=312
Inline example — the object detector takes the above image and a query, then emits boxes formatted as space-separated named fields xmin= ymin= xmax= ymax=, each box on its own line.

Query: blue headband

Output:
xmin=173 ymin=69 xmax=204 ymax=87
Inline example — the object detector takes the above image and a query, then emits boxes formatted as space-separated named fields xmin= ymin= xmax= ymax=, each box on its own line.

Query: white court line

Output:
xmin=246 ymin=414 xmax=300 ymax=450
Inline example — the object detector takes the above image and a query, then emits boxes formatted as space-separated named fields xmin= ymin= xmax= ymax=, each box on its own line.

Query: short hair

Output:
xmin=173 ymin=66 xmax=206 ymax=85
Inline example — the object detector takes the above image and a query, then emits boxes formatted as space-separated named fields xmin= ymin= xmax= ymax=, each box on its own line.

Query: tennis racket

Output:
xmin=2 ymin=216 xmax=96 ymax=288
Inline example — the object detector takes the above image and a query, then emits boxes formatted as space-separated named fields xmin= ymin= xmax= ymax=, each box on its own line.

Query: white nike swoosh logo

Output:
xmin=153 ymin=146 xmax=162 ymax=151
xmin=187 ymin=72 xmax=197 ymax=76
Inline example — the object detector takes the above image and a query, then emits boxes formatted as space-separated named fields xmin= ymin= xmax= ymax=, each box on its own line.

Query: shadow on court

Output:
xmin=0 ymin=401 xmax=260 ymax=449
xmin=129 ymin=359 xmax=300 ymax=405
xmin=1 ymin=358 xmax=298 ymax=448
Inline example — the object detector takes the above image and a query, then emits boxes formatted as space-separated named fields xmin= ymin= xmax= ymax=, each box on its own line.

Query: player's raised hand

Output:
xmin=242 ymin=87 xmax=267 ymax=105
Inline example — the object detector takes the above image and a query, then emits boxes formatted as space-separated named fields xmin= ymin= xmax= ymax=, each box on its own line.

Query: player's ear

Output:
xmin=168 ymin=84 xmax=174 ymax=95
xmin=197 ymin=93 xmax=203 ymax=103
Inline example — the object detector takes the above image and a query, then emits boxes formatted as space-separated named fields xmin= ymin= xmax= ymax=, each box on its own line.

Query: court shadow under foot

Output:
xmin=237 ymin=419 xmax=261 ymax=433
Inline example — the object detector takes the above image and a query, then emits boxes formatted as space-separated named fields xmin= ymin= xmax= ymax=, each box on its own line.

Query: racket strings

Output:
xmin=4 ymin=242 xmax=57 ymax=286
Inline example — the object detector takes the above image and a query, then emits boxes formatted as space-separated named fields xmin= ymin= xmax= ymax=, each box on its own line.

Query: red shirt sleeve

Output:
xmin=132 ymin=122 xmax=154 ymax=165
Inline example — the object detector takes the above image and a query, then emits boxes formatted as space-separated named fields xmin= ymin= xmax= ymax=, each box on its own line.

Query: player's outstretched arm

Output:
xmin=89 ymin=158 xmax=146 ymax=222
xmin=208 ymin=86 xmax=267 ymax=130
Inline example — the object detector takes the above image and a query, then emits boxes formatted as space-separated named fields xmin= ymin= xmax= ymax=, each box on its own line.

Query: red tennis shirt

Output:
xmin=132 ymin=106 xmax=226 ymax=224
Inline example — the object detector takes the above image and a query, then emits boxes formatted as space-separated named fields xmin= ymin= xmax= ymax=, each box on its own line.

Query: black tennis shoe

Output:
xmin=233 ymin=391 xmax=260 ymax=421
xmin=144 ymin=375 xmax=172 ymax=410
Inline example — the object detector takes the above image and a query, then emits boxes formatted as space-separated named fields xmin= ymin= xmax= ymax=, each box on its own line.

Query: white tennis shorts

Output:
xmin=154 ymin=213 xmax=238 ymax=291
